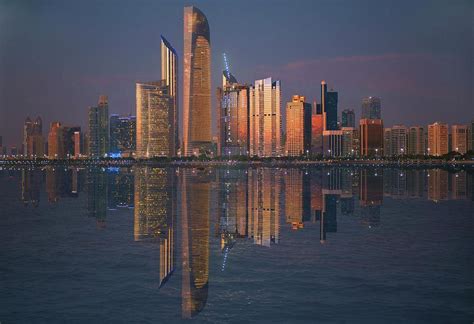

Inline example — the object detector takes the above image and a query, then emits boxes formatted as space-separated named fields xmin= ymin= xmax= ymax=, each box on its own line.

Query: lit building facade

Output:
xmin=217 ymin=71 xmax=250 ymax=156
xmin=136 ymin=81 xmax=174 ymax=157
xmin=24 ymin=116 xmax=43 ymax=157
xmin=285 ymin=95 xmax=312 ymax=156
xmin=249 ymin=77 xmax=281 ymax=157
xmin=183 ymin=6 xmax=212 ymax=156
xmin=48 ymin=121 xmax=64 ymax=159
xmin=384 ymin=125 xmax=408 ymax=156
xmin=161 ymin=36 xmax=179 ymax=154
xmin=360 ymin=118 xmax=383 ymax=157
xmin=427 ymin=122 xmax=448 ymax=156
xmin=451 ymin=124 xmax=468 ymax=154
xmin=110 ymin=114 xmax=136 ymax=156
xmin=88 ymin=95 xmax=109 ymax=158
xmin=361 ymin=96 xmax=381 ymax=119
xmin=408 ymin=126 xmax=425 ymax=155
xmin=311 ymin=110 xmax=324 ymax=155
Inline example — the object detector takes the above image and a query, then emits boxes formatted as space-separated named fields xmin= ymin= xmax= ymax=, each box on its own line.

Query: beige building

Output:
xmin=48 ymin=122 xmax=64 ymax=159
xmin=427 ymin=122 xmax=448 ymax=156
xmin=249 ymin=77 xmax=282 ymax=157
xmin=451 ymin=124 xmax=468 ymax=154
xmin=183 ymin=6 xmax=212 ymax=156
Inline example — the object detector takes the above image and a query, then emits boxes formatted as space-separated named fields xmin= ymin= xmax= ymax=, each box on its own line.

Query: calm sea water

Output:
xmin=1 ymin=166 xmax=473 ymax=323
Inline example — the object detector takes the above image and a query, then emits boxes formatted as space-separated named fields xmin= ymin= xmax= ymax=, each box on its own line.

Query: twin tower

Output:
xmin=136 ymin=6 xmax=211 ymax=158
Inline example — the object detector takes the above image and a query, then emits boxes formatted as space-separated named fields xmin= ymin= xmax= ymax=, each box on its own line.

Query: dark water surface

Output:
xmin=1 ymin=166 xmax=473 ymax=323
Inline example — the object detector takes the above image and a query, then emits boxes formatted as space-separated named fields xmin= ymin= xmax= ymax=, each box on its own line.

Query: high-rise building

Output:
xmin=23 ymin=116 xmax=43 ymax=157
xmin=110 ymin=114 xmax=136 ymax=156
xmin=360 ymin=118 xmax=383 ymax=157
xmin=217 ymin=71 xmax=250 ymax=156
xmin=341 ymin=127 xmax=359 ymax=157
xmin=361 ymin=96 xmax=381 ymax=119
xmin=321 ymin=81 xmax=338 ymax=131
xmin=73 ymin=131 xmax=81 ymax=158
xmin=183 ymin=6 xmax=211 ymax=156
xmin=408 ymin=126 xmax=425 ymax=155
xmin=63 ymin=126 xmax=81 ymax=158
xmin=88 ymin=95 xmax=109 ymax=158
xmin=323 ymin=130 xmax=343 ymax=157
xmin=427 ymin=122 xmax=448 ymax=156
xmin=48 ymin=122 xmax=64 ymax=159
xmin=451 ymin=124 xmax=468 ymax=154
xmin=161 ymin=36 xmax=179 ymax=154
xmin=384 ymin=125 xmax=407 ymax=156
xmin=136 ymin=81 xmax=174 ymax=157
xmin=249 ymin=77 xmax=282 ymax=157
xmin=311 ymin=113 xmax=324 ymax=155
xmin=285 ymin=95 xmax=312 ymax=156
xmin=341 ymin=109 xmax=355 ymax=128
xmin=469 ymin=119 xmax=474 ymax=151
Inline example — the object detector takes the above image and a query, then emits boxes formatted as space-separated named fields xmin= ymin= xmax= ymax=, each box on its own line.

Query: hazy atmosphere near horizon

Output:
xmin=0 ymin=0 xmax=472 ymax=148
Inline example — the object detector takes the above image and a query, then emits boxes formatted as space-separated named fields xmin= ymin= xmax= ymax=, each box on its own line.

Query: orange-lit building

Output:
xmin=183 ymin=6 xmax=212 ymax=156
xmin=48 ymin=122 xmax=64 ymax=159
xmin=359 ymin=118 xmax=383 ymax=157
xmin=285 ymin=95 xmax=312 ymax=156
xmin=427 ymin=122 xmax=448 ymax=156
xmin=311 ymin=113 xmax=324 ymax=155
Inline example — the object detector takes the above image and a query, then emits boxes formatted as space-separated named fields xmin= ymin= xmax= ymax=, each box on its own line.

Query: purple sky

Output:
xmin=0 ymin=0 xmax=472 ymax=148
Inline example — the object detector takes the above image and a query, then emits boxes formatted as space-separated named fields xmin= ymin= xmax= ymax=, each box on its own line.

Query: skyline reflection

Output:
xmin=7 ymin=165 xmax=474 ymax=318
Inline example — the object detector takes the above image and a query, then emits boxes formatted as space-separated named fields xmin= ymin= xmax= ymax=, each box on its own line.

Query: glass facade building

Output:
xmin=161 ymin=36 xmax=178 ymax=155
xmin=361 ymin=96 xmax=381 ymax=120
xmin=183 ymin=6 xmax=211 ymax=156
xmin=88 ymin=95 xmax=109 ymax=158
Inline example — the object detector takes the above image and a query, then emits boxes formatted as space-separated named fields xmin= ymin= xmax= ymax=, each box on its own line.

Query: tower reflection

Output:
xmin=180 ymin=168 xmax=211 ymax=318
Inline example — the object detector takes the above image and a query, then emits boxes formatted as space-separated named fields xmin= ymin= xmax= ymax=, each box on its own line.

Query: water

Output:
xmin=1 ymin=166 xmax=473 ymax=323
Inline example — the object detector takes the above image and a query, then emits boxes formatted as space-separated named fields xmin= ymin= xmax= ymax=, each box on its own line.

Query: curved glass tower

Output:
xmin=183 ymin=6 xmax=211 ymax=156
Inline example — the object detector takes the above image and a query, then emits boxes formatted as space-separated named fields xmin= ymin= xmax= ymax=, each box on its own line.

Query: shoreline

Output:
xmin=1 ymin=158 xmax=473 ymax=169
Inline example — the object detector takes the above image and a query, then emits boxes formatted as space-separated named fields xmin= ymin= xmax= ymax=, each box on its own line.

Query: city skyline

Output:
xmin=1 ymin=0 xmax=472 ymax=149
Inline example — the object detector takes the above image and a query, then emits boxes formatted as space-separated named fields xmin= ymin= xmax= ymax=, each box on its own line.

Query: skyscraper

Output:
xmin=23 ymin=116 xmax=43 ymax=157
xmin=110 ymin=114 xmax=136 ymax=156
xmin=249 ymin=77 xmax=282 ymax=157
xmin=341 ymin=127 xmax=359 ymax=156
xmin=408 ymin=126 xmax=425 ymax=155
xmin=23 ymin=117 xmax=33 ymax=155
xmin=360 ymin=118 xmax=383 ymax=157
xmin=48 ymin=122 xmax=64 ymax=159
xmin=161 ymin=36 xmax=178 ymax=154
xmin=285 ymin=95 xmax=312 ymax=156
xmin=88 ymin=95 xmax=109 ymax=158
xmin=341 ymin=109 xmax=355 ymax=128
xmin=451 ymin=124 xmax=468 ymax=154
xmin=217 ymin=71 xmax=250 ymax=156
xmin=427 ymin=122 xmax=448 ymax=156
xmin=136 ymin=81 xmax=174 ymax=157
xmin=183 ymin=6 xmax=211 ymax=156
xmin=321 ymin=81 xmax=338 ymax=131
xmin=361 ymin=96 xmax=381 ymax=119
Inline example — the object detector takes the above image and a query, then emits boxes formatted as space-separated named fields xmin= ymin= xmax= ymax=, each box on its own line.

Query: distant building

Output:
xmin=63 ymin=126 xmax=81 ymax=158
xmin=110 ymin=114 xmax=136 ymax=156
xmin=323 ymin=130 xmax=343 ymax=157
xmin=384 ymin=125 xmax=408 ymax=156
xmin=408 ymin=126 xmax=425 ymax=155
xmin=341 ymin=109 xmax=355 ymax=128
xmin=249 ymin=77 xmax=282 ymax=157
xmin=360 ymin=119 xmax=383 ymax=157
xmin=341 ymin=127 xmax=359 ymax=157
xmin=217 ymin=71 xmax=250 ymax=156
xmin=183 ymin=6 xmax=212 ymax=156
xmin=361 ymin=96 xmax=381 ymax=119
xmin=88 ymin=95 xmax=109 ymax=158
xmin=311 ymin=113 xmax=324 ymax=155
xmin=73 ymin=131 xmax=81 ymax=158
xmin=451 ymin=124 xmax=468 ymax=154
xmin=48 ymin=122 xmax=64 ymax=159
xmin=470 ymin=119 xmax=474 ymax=151
xmin=285 ymin=95 xmax=312 ymax=156
xmin=23 ymin=116 xmax=43 ymax=157
xmin=427 ymin=122 xmax=448 ymax=156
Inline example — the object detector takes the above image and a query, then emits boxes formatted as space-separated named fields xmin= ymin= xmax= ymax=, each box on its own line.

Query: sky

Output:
xmin=0 ymin=0 xmax=472 ymax=148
